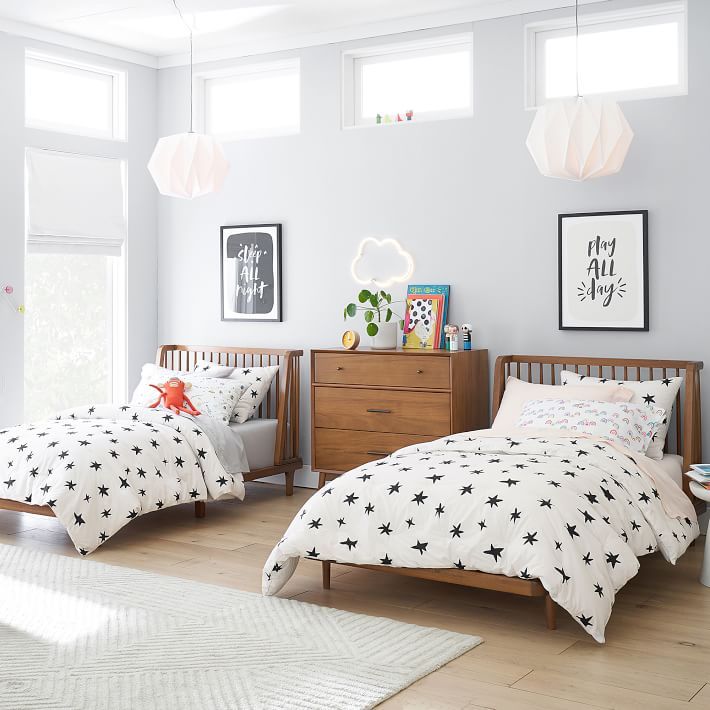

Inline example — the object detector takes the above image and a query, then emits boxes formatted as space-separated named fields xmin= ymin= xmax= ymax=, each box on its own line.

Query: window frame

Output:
xmin=524 ymin=1 xmax=688 ymax=109
xmin=342 ymin=33 xmax=474 ymax=129
xmin=195 ymin=58 xmax=301 ymax=142
xmin=25 ymin=51 xmax=127 ymax=141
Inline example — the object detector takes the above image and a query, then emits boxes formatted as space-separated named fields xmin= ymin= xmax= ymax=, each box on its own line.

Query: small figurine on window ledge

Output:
xmin=376 ymin=113 xmax=382 ymax=124
xmin=406 ymin=110 xmax=414 ymax=121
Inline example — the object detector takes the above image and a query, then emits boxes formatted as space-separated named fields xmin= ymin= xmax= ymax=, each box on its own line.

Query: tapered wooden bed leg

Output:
xmin=285 ymin=470 xmax=295 ymax=496
xmin=545 ymin=594 xmax=557 ymax=630
xmin=322 ymin=561 xmax=331 ymax=590
xmin=194 ymin=501 xmax=206 ymax=519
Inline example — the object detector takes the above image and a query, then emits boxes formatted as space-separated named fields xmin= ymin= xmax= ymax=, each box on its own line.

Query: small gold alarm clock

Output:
xmin=341 ymin=330 xmax=360 ymax=350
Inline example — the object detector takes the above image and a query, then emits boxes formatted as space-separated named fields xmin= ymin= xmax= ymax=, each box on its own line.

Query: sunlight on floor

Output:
xmin=0 ymin=574 xmax=116 ymax=644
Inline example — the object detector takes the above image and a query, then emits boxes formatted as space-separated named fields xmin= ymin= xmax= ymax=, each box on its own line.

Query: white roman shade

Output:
xmin=26 ymin=148 xmax=126 ymax=256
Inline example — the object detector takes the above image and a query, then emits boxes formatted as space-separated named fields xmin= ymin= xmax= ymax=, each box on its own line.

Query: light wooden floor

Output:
xmin=1 ymin=483 xmax=709 ymax=710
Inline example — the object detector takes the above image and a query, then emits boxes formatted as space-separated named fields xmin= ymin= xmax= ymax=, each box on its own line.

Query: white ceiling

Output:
xmin=0 ymin=0 xmax=608 ymax=66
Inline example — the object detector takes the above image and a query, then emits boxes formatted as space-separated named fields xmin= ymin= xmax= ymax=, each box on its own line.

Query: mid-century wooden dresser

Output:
xmin=311 ymin=348 xmax=489 ymax=487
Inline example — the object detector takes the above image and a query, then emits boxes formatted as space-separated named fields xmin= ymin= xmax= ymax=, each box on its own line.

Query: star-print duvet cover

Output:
xmin=0 ymin=405 xmax=246 ymax=555
xmin=263 ymin=431 xmax=698 ymax=642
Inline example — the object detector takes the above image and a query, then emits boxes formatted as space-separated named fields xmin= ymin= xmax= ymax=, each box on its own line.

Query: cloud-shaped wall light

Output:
xmin=350 ymin=237 xmax=415 ymax=288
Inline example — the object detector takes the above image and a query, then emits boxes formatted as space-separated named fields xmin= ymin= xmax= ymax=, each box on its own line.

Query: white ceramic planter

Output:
xmin=370 ymin=322 xmax=398 ymax=350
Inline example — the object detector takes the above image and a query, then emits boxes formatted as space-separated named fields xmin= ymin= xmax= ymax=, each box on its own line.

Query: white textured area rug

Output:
xmin=0 ymin=544 xmax=481 ymax=710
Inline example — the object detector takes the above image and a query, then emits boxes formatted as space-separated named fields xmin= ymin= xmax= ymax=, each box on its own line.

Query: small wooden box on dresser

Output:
xmin=311 ymin=348 xmax=489 ymax=487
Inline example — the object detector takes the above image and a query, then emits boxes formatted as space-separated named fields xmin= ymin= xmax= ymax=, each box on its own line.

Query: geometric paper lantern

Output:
xmin=526 ymin=96 xmax=634 ymax=181
xmin=147 ymin=132 xmax=229 ymax=199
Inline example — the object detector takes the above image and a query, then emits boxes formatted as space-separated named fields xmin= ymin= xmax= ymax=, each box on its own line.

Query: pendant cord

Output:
xmin=575 ymin=0 xmax=580 ymax=98
xmin=171 ymin=0 xmax=194 ymax=133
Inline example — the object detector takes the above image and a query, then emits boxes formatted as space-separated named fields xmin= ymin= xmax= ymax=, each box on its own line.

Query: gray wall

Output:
xmin=0 ymin=33 xmax=158 ymax=427
xmin=152 ymin=0 xmax=707 ymax=478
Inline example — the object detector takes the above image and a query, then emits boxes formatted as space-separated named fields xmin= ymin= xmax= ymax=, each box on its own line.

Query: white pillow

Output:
xmin=130 ymin=373 xmax=246 ymax=424
xmin=192 ymin=359 xmax=235 ymax=378
xmin=560 ymin=370 xmax=683 ymax=460
xmin=228 ymin=365 xmax=280 ymax=423
xmin=492 ymin=377 xmax=633 ymax=430
xmin=517 ymin=398 xmax=666 ymax=454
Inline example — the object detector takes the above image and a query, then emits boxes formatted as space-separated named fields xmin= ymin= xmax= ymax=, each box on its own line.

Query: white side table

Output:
xmin=689 ymin=481 xmax=710 ymax=586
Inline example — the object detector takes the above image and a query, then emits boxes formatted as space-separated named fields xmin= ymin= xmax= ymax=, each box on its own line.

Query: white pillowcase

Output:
xmin=195 ymin=362 xmax=280 ymax=424
xmin=560 ymin=370 xmax=683 ymax=460
xmin=130 ymin=372 xmax=246 ymax=424
xmin=192 ymin=359 xmax=235 ymax=378
xmin=492 ymin=377 xmax=633 ymax=430
xmin=517 ymin=398 xmax=666 ymax=454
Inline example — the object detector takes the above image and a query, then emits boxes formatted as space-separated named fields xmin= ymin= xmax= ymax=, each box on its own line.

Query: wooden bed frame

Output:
xmin=320 ymin=354 xmax=703 ymax=631
xmin=0 ymin=344 xmax=303 ymax=521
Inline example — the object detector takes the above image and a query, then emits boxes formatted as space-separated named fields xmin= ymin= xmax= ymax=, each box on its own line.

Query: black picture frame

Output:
xmin=220 ymin=223 xmax=283 ymax=322
xmin=558 ymin=210 xmax=649 ymax=331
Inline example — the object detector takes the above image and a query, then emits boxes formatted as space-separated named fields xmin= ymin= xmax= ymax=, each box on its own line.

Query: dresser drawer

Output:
xmin=314 ymin=352 xmax=450 ymax=389
xmin=313 ymin=386 xmax=450 ymax=436
xmin=313 ymin=428 xmax=434 ymax=472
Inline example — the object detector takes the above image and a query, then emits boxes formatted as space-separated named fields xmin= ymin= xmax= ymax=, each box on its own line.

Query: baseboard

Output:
xmin=252 ymin=465 xmax=319 ymax=489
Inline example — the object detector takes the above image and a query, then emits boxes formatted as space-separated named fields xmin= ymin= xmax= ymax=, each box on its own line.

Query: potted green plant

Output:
xmin=343 ymin=289 xmax=404 ymax=349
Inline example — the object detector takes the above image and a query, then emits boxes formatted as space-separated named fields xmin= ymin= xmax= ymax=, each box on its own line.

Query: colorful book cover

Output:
xmin=402 ymin=285 xmax=450 ymax=349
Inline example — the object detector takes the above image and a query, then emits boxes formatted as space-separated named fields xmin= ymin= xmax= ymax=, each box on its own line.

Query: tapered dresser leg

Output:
xmin=322 ymin=561 xmax=331 ymax=589
xmin=195 ymin=501 xmax=206 ymax=518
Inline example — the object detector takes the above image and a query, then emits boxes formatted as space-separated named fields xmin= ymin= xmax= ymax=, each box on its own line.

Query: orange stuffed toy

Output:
xmin=149 ymin=378 xmax=201 ymax=416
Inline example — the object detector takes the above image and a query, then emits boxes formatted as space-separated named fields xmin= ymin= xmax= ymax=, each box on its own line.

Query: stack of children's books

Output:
xmin=686 ymin=464 xmax=710 ymax=489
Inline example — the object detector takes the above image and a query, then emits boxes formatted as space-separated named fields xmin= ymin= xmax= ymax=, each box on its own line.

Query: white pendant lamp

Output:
xmin=148 ymin=0 xmax=229 ymax=199
xmin=526 ymin=0 xmax=633 ymax=181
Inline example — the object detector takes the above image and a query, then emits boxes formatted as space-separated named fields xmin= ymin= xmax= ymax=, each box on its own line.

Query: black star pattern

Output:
xmin=412 ymin=491 xmax=428 ymax=505
xmin=555 ymin=567 xmax=570 ymax=583
xmin=484 ymin=544 xmax=504 ymax=562
xmin=412 ymin=540 xmax=429 ymax=555
xmin=523 ymin=531 xmax=538 ymax=545
xmin=340 ymin=538 xmax=357 ymax=550
xmin=379 ymin=522 xmax=393 ymax=535
xmin=605 ymin=552 xmax=621 ymax=568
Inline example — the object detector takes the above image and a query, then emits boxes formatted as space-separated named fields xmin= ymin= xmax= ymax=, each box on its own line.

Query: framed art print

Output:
xmin=558 ymin=211 xmax=648 ymax=331
xmin=221 ymin=224 xmax=282 ymax=322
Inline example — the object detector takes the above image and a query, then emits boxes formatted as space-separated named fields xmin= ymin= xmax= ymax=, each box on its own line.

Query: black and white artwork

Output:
xmin=221 ymin=224 xmax=282 ymax=322
xmin=559 ymin=211 xmax=648 ymax=331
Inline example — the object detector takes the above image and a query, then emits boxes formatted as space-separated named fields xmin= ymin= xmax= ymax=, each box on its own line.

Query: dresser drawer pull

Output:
xmin=336 ymin=366 xmax=344 ymax=371
xmin=366 ymin=451 xmax=391 ymax=456
xmin=366 ymin=408 xmax=392 ymax=414
xmin=417 ymin=369 xmax=424 ymax=374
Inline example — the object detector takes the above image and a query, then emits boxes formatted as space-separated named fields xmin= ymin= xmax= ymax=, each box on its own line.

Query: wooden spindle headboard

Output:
xmin=492 ymin=355 xmax=703 ymax=503
xmin=156 ymin=345 xmax=303 ymax=467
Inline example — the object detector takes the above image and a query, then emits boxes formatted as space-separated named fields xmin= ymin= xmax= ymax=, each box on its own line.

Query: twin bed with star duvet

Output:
xmin=263 ymin=354 xmax=704 ymax=643
xmin=0 ymin=345 xmax=303 ymax=554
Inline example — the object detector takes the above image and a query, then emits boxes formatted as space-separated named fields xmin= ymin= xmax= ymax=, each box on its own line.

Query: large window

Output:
xmin=23 ymin=147 xmax=126 ymax=423
xmin=25 ymin=51 xmax=126 ymax=139
xmin=199 ymin=60 xmax=300 ymax=141
xmin=24 ymin=254 xmax=120 ymax=422
xmin=343 ymin=34 xmax=473 ymax=127
xmin=526 ymin=2 xmax=687 ymax=108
